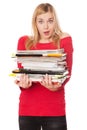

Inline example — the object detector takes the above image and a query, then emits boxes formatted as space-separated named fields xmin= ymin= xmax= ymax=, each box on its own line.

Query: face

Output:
xmin=36 ymin=12 xmax=56 ymax=42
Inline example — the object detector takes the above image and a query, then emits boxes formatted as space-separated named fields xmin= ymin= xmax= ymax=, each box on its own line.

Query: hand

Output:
xmin=40 ymin=74 xmax=62 ymax=91
xmin=14 ymin=74 xmax=32 ymax=89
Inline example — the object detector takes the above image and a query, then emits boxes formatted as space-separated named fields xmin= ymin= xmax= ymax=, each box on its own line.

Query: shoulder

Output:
xmin=17 ymin=35 xmax=29 ymax=50
xmin=60 ymin=32 xmax=71 ymax=40
xmin=60 ymin=32 xmax=73 ymax=52
xmin=18 ymin=35 xmax=29 ymax=42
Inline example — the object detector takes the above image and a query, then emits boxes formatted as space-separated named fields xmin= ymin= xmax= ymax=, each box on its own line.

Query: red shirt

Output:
xmin=17 ymin=35 xmax=73 ymax=116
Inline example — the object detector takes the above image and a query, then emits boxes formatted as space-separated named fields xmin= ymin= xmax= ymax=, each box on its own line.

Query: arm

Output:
xmin=40 ymin=35 xmax=73 ymax=91
xmin=61 ymin=35 xmax=73 ymax=88
xmin=15 ymin=36 xmax=32 ymax=89
xmin=17 ymin=35 xmax=28 ymax=68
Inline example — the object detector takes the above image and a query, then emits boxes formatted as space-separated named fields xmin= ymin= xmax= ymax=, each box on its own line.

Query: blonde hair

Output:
xmin=26 ymin=3 xmax=63 ymax=49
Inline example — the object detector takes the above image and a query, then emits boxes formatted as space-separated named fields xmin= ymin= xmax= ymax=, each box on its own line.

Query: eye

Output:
xmin=48 ymin=19 xmax=54 ymax=23
xmin=38 ymin=20 xmax=43 ymax=24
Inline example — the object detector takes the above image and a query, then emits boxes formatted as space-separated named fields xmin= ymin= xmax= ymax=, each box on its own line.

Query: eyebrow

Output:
xmin=37 ymin=17 xmax=54 ymax=20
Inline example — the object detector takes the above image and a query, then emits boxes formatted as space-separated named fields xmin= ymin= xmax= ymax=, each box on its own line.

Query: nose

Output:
xmin=44 ymin=22 xmax=48 ymax=29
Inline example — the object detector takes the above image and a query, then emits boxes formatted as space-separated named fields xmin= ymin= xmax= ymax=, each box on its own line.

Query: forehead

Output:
xmin=36 ymin=12 xmax=54 ymax=20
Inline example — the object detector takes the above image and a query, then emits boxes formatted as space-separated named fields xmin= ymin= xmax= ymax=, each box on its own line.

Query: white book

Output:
xmin=22 ymin=61 xmax=65 ymax=68
xmin=23 ymin=66 xmax=66 ymax=72
xmin=17 ymin=56 xmax=67 ymax=63
xmin=17 ymin=48 xmax=64 ymax=54
xmin=14 ymin=74 xmax=68 ymax=83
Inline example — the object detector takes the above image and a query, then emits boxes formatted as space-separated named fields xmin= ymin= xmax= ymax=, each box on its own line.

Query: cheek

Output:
xmin=50 ymin=27 xmax=55 ymax=33
xmin=50 ymin=24 xmax=55 ymax=30
xmin=37 ymin=24 xmax=42 ymax=31
xmin=37 ymin=26 xmax=43 ymax=34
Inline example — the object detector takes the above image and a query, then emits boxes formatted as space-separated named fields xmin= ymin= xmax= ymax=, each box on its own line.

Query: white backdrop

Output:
xmin=0 ymin=0 xmax=87 ymax=130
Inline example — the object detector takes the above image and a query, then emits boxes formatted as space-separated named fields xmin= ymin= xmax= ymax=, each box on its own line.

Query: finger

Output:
xmin=58 ymin=82 xmax=62 ymax=87
xmin=14 ymin=79 xmax=20 ymax=84
xmin=29 ymin=79 xmax=32 ymax=87
xmin=20 ymin=74 xmax=25 ymax=82
xmin=45 ymin=74 xmax=50 ymax=85
xmin=48 ymin=75 xmax=52 ymax=85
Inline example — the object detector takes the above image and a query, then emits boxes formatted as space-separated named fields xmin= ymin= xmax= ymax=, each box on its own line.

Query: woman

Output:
xmin=15 ymin=3 xmax=73 ymax=130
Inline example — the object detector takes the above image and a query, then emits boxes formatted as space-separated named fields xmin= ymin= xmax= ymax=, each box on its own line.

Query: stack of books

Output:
xmin=11 ymin=49 xmax=69 ymax=83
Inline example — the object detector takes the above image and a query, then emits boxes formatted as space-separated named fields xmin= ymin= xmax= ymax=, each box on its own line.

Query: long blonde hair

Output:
xmin=26 ymin=3 xmax=63 ymax=49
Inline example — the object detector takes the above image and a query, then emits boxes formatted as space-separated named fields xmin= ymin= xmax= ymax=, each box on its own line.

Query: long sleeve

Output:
xmin=60 ymin=36 xmax=74 ymax=87
xmin=17 ymin=35 xmax=28 ymax=68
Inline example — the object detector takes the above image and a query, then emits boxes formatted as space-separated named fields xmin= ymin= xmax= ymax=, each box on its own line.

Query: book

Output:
xmin=9 ymin=71 xmax=69 ymax=83
xmin=12 ymin=68 xmax=68 ymax=75
xmin=17 ymin=48 xmax=64 ymax=54
xmin=12 ymin=49 xmax=66 ymax=57
xmin=10 ymin=48 xmax=69 ymax=84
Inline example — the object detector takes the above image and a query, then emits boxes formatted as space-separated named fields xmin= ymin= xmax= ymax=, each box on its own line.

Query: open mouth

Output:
xmin=44 ymin=31 xmax=50 ymax=35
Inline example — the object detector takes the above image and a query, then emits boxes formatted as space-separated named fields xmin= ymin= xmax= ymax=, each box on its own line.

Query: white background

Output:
xmin=0 ymin=0 xmax=87 ymax=130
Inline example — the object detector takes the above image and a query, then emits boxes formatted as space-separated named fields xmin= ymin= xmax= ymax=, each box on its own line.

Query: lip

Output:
xmin=44 ymin=31 xmax=50 ymax=35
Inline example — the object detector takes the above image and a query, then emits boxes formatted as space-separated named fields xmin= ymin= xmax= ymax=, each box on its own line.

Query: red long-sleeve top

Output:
xmin=17 ymin=35 xmax=73 ymax=116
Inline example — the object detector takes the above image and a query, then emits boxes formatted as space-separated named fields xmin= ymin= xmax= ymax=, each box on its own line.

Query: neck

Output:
xmin=39 ymin=38 xmax=52 ymax=43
